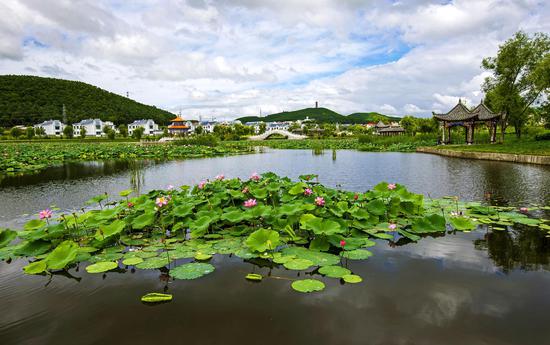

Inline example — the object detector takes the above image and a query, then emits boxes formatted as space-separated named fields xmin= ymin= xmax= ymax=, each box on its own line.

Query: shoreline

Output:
xmin=416 ymin=146 xmax=550 ymax=165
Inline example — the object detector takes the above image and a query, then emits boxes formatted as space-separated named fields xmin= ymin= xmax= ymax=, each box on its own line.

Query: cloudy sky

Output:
xmin=1 ymin=0 xmax=548 ymax=119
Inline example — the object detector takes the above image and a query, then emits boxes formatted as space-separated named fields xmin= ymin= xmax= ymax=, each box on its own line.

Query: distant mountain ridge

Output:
xmin=237 ymin=107 xmax=401 ymax=124
xmin=0 ymin=75 xmax=175 ymax=127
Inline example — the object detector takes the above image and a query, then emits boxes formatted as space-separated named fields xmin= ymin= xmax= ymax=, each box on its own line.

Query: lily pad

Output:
xmin=318 ymin=265 xmax=351 ymax=278
xmin=169 ymin=262 xmax=215 ymax=280
xmin=341 ymin=249 xmax=373 ymax=260
xmin=122 ymin=257 xmax=144 ymax=265
xmin=245 ymin=273 xmax=262 ymax=281
xmin=284 ymin=258 xmax=314 ymax=270
xmin=291 ymin=279 xmax=325 ymax=293
xmin=342 ymin=274 xmax=362 ymax=283
xmin=86 ymin=261 xmax=118 ymax=273
xmin=136 ymin=257 xmax=171 ymax=269
xmin=141 ymin=292 xmax=172 ymax=303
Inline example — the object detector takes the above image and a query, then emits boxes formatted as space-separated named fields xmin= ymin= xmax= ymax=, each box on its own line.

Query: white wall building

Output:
xmin=128 ymin=119 xmax=159 ymax=136
xmin=34 ymin=119 xmax=65 ymax=136
xmin=199 ymin=121 xmax=217 ymax=133
xmin=73 ymin=119 xmax=114 ymax=137
xmin=266 ymin=122 xmax=290 ymax=131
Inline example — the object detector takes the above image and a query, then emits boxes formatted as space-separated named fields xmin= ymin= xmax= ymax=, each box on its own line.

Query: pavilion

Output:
xmin=432 ymin=100 xmax=504 ymax=144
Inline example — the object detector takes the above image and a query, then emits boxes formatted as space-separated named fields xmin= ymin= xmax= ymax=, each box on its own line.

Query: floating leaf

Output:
xmin=136 ymin=257 xmax=171 ymax=269
xmin=169 ymin=262 xmax=215 ymax=280
xmin=341 ymin=249 xmax=373 ymax=260
xmin=122 ymin=257 xmax=144 ymax=265
xmin=23 ymin=260 xmax=47 ymax=275
xmin=318 ymin=265 xmax=351 ymax=278
xmin=141 ymin=293 xmax=172 ymax=303
xmin=291 ymin=279 xmax=325 ymax=293
xmin=86 ymin=261 xmax=118 ymax=273
xmin=245 ymin=273 xmax=262 ymax=281
xmin=449 ymin=217 xmax=476 ymax=231
xmin=282 ymin=247 xmax=339 ymax=266
xmin=342 ymin=274 xmax=362 ymax=283
xmin=95 ymin=219 xmax=126 ymax=240
xmin=246 ymin=229 xmax=280 ymax=252
xmin=0 ymin=229 xmax=17 ymax=248
xmin=45 ymin=240 xmax=79 ymax=270
xmin=132 ymin=212 xmax=156 ymax=230
xmin=284 ymin=258 xmax=314 ymax=270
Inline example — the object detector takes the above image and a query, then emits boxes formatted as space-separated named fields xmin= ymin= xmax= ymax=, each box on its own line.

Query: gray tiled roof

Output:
xmin=129 ymin=119 xmax=154 ymax=125
xmin=378 ymin=126 xmax=405 ymax=132
xmin=73 ymin=119 xmax=102 ymax=126
xmin=433 ymin=101 xmax=502 ymax=121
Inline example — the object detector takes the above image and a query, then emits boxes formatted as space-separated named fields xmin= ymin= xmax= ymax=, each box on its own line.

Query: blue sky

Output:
xmin=0 ymin=0 xmax=549 ymax=119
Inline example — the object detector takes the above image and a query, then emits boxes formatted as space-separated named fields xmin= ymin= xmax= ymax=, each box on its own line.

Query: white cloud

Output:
xmin=0 ymin=0 xmax=548 ymax=119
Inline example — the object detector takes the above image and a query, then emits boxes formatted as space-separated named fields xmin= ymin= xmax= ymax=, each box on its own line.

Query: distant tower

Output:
xmin=62 ymin=104 xmax=67 ymax=123
xmin=126 ymin=91 xmax=129 ymax=98
xmin=315 ymin=101 xmax=318 ymax=108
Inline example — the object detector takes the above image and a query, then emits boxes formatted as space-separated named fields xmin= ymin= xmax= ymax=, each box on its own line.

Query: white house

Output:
xmin=128 ymin=119 xmax=159 ymax=136
xmin=245 ymin=121 xmax=263 ymax=134
xmin=73 ymin=119 xmax=114 ymax=137
xmin=34 ymin=119 xmax=65 ymax=136
xmin=266 ymin=121 xmax=290 ymax=131
xmin=198 ymin=121 xmax=217 ymax=133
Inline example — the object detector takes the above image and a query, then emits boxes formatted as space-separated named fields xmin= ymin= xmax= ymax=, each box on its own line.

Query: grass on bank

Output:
xmin=438 ymin=138 xmax=550 ymax=156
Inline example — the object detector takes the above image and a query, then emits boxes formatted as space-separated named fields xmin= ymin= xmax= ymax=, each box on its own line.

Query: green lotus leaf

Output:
xmin=134 ymin=251 xmax=158 ymax=259
xmin=282 ymin=247 xmax=340 ymax=266
xmin=341 ymin=249 xmax=373 ymax=260
xmin=342 ymin=274 xmax=363 ymax=283
xmin=172 ymin=204 xmax=194 ymax=218
xmin=23 ymin=260 xmax=47 ymax=275
xmin=291 ymin=279 xmax=325 ymax=293
xmin=245 ymin=273 xmax=262 ymax=281
xmin=136 ymin=257 xmax=171 ymax=269
xmin=194 ymin=252 xmax=213 ymax=260
xmin=309 ymin=236 xmax=330 ymax=251
xmin=411 ymin=214 xmax=446 ymax=233
xmin=318 ymin=265 xmax=351 ymax=278
xmin=95 ymin=219 xmax=126 ymax=240
xmin=249 ymin=186 xmax=268 ymax=199
xmin=221 ymin=210 xmax=246 ymax=223
xmin=288 ymin=182 xmax=307 ymax=195
xmin=89 ymin=252 xmax=124 ymax=263
xmin=245 ymin=229 xmax=280 ymax=252
xmin=132 ymin=212 xmax=156 ymax=230
xmin=366 ymin=199 xmax=386 ymax=216
xmin=122 ymin=257 xmax=144 ymax=265
xmin=234 ymin=248 xmax=259 ymax=259
xmin=45 ymin=240 xmax=79 ymax=270
xmin=284 ymin=258 xmax=314 ymax=270
xmin=0 ymin=229 xmax=17 ymax=248
xmin=190 ymin=216 xmax=213 ymax=238
xmin=449 ymin=216 xmax=477 ymax=231
xmin=305 ymin=217 xmax=343 ymax=236
xmin=24 ymin=219 xmax=46 ymax=231
xmin=169 ymin=262 xmax=215 ymax=280
xmin=141 ymin=292 xmax=172 ymax=303
xmin=86 ymin=261 xmax=119 ymax=273
xmin=13 ymin=240 xmax=51 ymax=257
xmin=119 ymin=189 xmax=133 ymax=197
xmin=272 ymin=253 xmax=295 ymax=263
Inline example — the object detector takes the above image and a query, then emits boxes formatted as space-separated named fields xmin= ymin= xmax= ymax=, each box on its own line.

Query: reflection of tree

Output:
xmin=129 ymin=160 xmax=145 ymax=194
xmin=474 ymin=226 xmax=550 ymax=272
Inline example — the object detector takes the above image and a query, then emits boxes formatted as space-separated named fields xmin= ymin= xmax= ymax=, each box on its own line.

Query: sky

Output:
xmin=0 ymin=0 xmax=549 ymax=120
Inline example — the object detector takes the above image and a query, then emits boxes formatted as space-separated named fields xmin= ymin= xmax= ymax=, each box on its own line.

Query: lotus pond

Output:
xmin=1 ymin=150 xmax=550 ymax=345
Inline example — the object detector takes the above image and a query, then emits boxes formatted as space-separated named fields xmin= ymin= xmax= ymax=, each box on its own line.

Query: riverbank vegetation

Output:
xmin=432 ymin=135 xmax=550 ymax=156
xmin=0 ymin=172 xmax=547 ymax=299
xmin=0 ymin=142 xmax=252 ymax=173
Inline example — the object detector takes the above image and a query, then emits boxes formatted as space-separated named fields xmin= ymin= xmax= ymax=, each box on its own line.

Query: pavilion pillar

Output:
xmin=464 ymin=125 xmax=469 ymax=144
xmin=441 ymin=122 xmax=446 ymax=145
xmin=447 ymin=126 xmax=452 ymax=144
xmin=470 ymin=123 xmax=475 ymax=144
xmin=490 ymin=122 xmax=497 ymax=143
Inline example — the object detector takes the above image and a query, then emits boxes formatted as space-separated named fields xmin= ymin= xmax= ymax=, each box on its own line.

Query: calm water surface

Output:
xmin=1 ymin=150 xmax=549 ymax=345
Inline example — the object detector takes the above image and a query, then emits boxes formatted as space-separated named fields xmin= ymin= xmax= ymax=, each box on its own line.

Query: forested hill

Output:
xmin=0 ymin=75 xmax=175 ymax=126
xmin=237 ymin=107 xmax=401 ymax=124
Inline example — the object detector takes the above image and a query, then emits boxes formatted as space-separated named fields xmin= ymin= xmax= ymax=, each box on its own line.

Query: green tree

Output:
xmin=259 ymin=122 xmax=266 ymax=134
xmin=118 ymin=124 xmax=128 ymax=138
xmin=26 ymin=127 xmax=35 ymax=139
xmin=195 ymin=125 xmax=204 ymax=135
xmin=107 ymin=129 xmax=116 ymax=140
xmin=400 ymin=116 xmax=417 ymax=135
xmin=10 ymin=127 xmax=23 ymax=138
xmin=63 ymin=125 xmax=74 ymax=139
xmin=35 ymin=127 xmax=46 ymax=136
xmin=482 ymin=31 xmax=550 ymax=138
xmin=132 ymin=127 xmax=145 ymax=140
xmin=80 ymin=127 xmax=87 ymax=138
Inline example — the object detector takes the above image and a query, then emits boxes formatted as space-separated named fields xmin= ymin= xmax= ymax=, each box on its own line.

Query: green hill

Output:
xmin=237 ymin=107 xmax=400 ymax=124
xmin=0 ymin=75 xmax=175 ymax=127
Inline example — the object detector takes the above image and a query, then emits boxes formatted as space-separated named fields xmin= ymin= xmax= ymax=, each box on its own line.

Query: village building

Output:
xmin=198 ymin=121 xmax=217 ymax=133
xmin=34 ymin=119 xmax=65 ymax=136
xmin=167 ymin=116 xmax=190 ymax=135
xmin=73 ymin=119 xmax=115 ymax=137
xmin=128 ymin=119 xmax=158 ymax=136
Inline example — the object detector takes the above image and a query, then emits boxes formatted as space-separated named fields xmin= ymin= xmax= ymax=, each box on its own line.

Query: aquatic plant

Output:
xmin=0 ymin=173 xmax=548 ymax=300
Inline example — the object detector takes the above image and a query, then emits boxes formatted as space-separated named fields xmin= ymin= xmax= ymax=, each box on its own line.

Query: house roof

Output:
xmin=378 ymin=126 xmax=405 ymax=132
xmin=375 ymin=121 xmax=388 ymax=128
xmin=168 ymin=125 xmax=189 ymax=129
xmin=433 ymin=100 xmax=502 ymax=121
xmin=129 ymin=119 xmax=155 ymax=125
xmin=36 ymin=119 xmax=63 ymax=126
xmin=73 ymin=119 xmax=102 ymax=126
xmin=170 ymin=116 xmax=185 ymax=122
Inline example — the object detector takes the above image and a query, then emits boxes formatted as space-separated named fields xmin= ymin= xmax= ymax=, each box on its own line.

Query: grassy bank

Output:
xmin=0 ymin=142 xmax=252 ymax=173
xmin=433 ymin=137 xmax=550 ymax=156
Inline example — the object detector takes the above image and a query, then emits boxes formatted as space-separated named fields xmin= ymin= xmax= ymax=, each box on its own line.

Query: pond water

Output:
xmin=1 ymin=150 xmax=550 ymax=345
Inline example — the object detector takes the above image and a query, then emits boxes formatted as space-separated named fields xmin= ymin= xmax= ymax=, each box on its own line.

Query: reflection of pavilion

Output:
xmin=433 ymin=100 xmax=504 ymax=144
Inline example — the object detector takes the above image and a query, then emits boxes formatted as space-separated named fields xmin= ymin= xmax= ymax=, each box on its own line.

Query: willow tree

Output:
xmin=482 ymin=31 xmax=550 ymax=138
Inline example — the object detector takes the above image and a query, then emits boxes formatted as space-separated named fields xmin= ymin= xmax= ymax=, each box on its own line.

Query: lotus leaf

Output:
xmin=86 ymin=261 xmax=119 ymax=273
xmin=23 ymin=260 xmax=47 ymax=275
xmin=341 ymin=249 xmax=373 ymax=260
xmin=136 ymin=257 xmax=171 ymax=269
xmin=318 ymin=265 xmax=351 ymax=278
xmin=122 ymin=257 xmax=144 ymax=265
xmin=449 ymin=217 xmax=477 ymax=231
xmin=169 ymin=262 xmax=215 ymax=280
xmin=45 ymin=240 xmax=79 ymax=270
xmin=282 ymin=247 xmax=340 ymax=266
xmin=291 ymin=279 xmax=325 ymax=293
xmin=141 ymin=293 xmax=172 ymax=303
xmin=132 ymin=212 xmax=156 ymax=230
xmin=0 ymin=229 xmax=17 ymax=248
xmin=342 ymin=274 xmax=363 ymax=283
xmin=246 ymin=229 xmax=280 ymax=252
xmin=411 ymin=214 xmax=446 ymax=233
xmin=245 ymin=273 xmax=262 ymax=281
xmin=284 ymin=258 xmax=314 ymax=270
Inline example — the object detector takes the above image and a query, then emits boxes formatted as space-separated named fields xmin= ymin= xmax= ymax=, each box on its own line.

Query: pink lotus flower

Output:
xmin=155 ymin=196 xmax=169 ymax=208
xmin=304 ymin=188 xmax=313 ymax=196
xmin=315 ymin=197 xmax=325 ymax=206
xmin=340 ymin=240 xmax=346 ymax=248
xmin=215 ymin=174 xmax=225 ymax=181
xmin=166 ymin=184 xmax=174 ymax=191
xmin=39 ymin=209 xmax=52 ymax=219
xmin=198 ymin=180 xmax=207 ymax=189
xmin=250 ymin=172 xmax=260 ymax=181
xmin=519 ymin=207 xmax=529 ymax=214
xmin=388 ymin=183 xmax=396 ymax=190
xmin=127 ymin=202 xmax=134 ymax=208
xmin=244 ymin=199 xmax=257 ymax=208
xmin=388 ymin=223 xmax=397 ymax=231
xmin=242 ymin=187 xmax=249 ymax=194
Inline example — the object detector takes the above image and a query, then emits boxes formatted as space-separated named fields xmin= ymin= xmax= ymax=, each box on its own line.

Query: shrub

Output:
xmin=173 ymin=134 xmax=219 ymax=147
xmin=535 ymin=132 xmax=550 ymax=141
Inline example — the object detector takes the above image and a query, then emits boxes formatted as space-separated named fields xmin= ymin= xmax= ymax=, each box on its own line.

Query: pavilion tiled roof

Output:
xmin=378 ymin=126 xmax=405 ymax=132
xmin=433 ymin=100 xmax=502 ymax=121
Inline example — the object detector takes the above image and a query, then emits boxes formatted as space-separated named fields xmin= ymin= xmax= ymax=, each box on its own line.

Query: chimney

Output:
xmin=315 ymin=101 xmax=318 ymax=108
